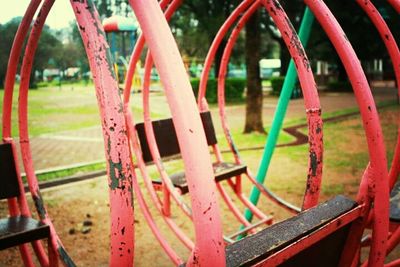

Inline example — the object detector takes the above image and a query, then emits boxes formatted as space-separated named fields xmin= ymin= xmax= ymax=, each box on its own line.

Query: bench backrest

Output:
xmin=136 ymin=111 xmax=217 ymax=163
xmin=0 ymin=143 xmax=20 ymax=200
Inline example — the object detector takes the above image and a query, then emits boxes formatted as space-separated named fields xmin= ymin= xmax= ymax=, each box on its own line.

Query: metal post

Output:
xmin=244 ymin=7 xmax=315 ymax=224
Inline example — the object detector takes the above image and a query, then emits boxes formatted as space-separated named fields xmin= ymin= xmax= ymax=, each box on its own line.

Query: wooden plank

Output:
xmin=226 ymin=196 xmax=357 ymax=267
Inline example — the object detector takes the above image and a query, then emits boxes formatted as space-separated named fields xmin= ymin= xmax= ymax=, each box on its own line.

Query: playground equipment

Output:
xmin=121 ymin=0 xmax=395 ymax=266
xmin=1 ymin=0 xmax=399 ymax=266
xmin=246 ymin=0 xmax=400 ymax=232
xmin=2 ymin=0 xmax=135 ymax=265
xmin=103 ymin=15 xmax=141 ymax=88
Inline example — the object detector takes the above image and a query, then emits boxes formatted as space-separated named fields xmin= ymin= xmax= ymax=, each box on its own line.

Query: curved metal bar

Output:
xmin=126 ymin=112 xmax=194 ymax=250
xmin=70 ymin=1 xmax=135 ymax=265
xmin=205 ymin=1 xmax=291 ymax=222
xmin=124 ymin=111 xmax=188 ymax=264
xmin=129 ymin=0 xmax=225 ymax=265
xmin=260 ymin=1 xmax=322 ymax=210
xmin=198 ymin=0 xmax=255 ymax=109
xmin=124 ymin=0 xmax=196 ymax=260
xmin=217 ymin=1 xmax=260 ymax=164
xmin=304 ymin=1 xmax=389 ymax=266
xmin=2 ymin=0 xmax=41 ymax=139
xmin=122 ymin=0 xmax=171 ymax=103
xmin=7 ymin=143 xmax=37 ymax=267
xmin=1 ymin=0 xmax=53 ymax=265
xmin=387 ymin=0 xmax=400 ymax=13
xmin=245 ymin=7 xmax=314 ymax=223
xmin=212 ymin=0 xmax=323 ymax=217
xmin=384 ymin=258 xmax=400 ymax=267
xmin=215 ymin=0 xmax=318 ymax=218
xmin=354 ymin=2 xmax=400 ymax=262
xmin=216 ymin=183 xmax=258 ymax=234
xmin=140 ymin=0 xmax=192 ymax=218
xmin=17 ymin=0 xmax=70 ymax=265
xmin=354 ymin=0 xmax=400 ymax=190
xmin=216 ymin=0 xmax=323 ymax=213
xmin=141 ymin=1 xmax=275 ymax=236
xmin=385 ymin=226 xmax=400 ymax=261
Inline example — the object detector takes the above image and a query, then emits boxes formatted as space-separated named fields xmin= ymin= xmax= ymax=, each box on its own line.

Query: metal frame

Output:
xmin=1 ymin=0 xmax=396 ymax=265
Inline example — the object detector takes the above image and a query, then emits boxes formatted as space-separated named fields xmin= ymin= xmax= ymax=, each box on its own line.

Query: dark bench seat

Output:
xmin=226 ymin=195 xmax=357 ymax=267
xmin=390 ymin=181 xmax=400 ymax=222
xmin=0 ymin=143 xmax=52 ymax=255
xmin=153 ymin=162 xmax=247 ymax=194
xmin=0 ymin=216 xmax=50 ymax=250
xmin=136 ymin=112 xmax=248 ymax=195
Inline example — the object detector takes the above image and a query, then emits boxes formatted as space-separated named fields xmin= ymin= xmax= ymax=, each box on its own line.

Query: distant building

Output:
xmin=259 ymin=59 xmax=281 ymax=79
xmin=43 ymin=68 xmax=60 ymax=81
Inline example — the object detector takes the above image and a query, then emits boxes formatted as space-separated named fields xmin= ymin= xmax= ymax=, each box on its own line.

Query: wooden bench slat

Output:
xmin=153 ymin=162 xmax=247 ymax=194
xmin=0 ymin=216 xmax=50 ymax=250
xmin=136 ymin=111 xmax=218 ymax=163
xmin=0 ymin=143 xmax=20 ymax=199
xmin=226 ymin=195 xmax=357 ymax=267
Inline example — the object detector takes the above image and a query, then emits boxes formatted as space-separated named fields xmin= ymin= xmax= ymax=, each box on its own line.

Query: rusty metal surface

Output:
xmin=70 ymin=0 xmax=135 ymax=265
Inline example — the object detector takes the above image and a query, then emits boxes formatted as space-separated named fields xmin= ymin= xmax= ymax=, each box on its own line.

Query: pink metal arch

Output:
xmin=2 ymin=0 xmax=54 ymax=265
xmin=140 ymin=0 xmax=270 ymax=225
xmin=355 ymin=1 xmax=400 ymax=263
xmin=2 ymin=0 xmax=41 ymax=139
xmin=138 ymin=0 xmax=193 ymax=219
xmin=123 ymin=0 xmax=173 ymax=103
xmin=70 ymin=1 xmax=135 ymax=265
xmin=198 ymin=0 xmax=255 ymax=108
xmin=303 ymin=0 xmax=389 ymax=266
xmin=387 ymin=0 xmax=400 ymax=13
xmin=216 ymin=0 xmax=323 ymax=211
xmin=17 ymin=0 xmax=76 ymax=265
xmin=124 ymin=1 xmax=198 ymax=260
xmin=129 ymin=0 xmax=226 ymax=265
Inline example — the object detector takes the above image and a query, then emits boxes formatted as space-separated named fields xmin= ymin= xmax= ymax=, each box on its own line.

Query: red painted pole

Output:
xmin=2 ymin=0 xmax=41 ymax=140
xmin=355 ymin=0 xmax=400 ymax=191
xmin=198 ymin=0 xmax=255 ymax=110
xmin=70 ymin=1 xmax=135 ymax=266
xmin=1 ymin=0 xmax=52 ymax=265
xmin=129 ymin=0 xmax=225 ymax=265
xmin=387 ymin=0 xmax=400 ymax=13
xmin=304 ymin=0 xmax=389 ymax=266
xmin=123 ymin=0 xmax=172 ymax=103
xmin=17 ymin=0 xmax=71 ymax=265
xmin=260 ymin=0 xmax=322 ymax=210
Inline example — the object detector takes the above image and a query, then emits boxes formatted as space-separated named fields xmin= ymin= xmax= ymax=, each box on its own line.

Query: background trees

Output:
xmin=1 ymin=0 xmax=399 ymax=132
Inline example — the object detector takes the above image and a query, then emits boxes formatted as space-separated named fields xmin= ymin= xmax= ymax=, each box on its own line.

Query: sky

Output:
xmin=0 ymin=0 xmax=76 ymax=29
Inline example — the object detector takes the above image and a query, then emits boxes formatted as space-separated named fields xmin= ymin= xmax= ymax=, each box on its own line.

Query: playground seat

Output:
xmin=0 ymin=143 xmax=51 ymax=251
xmin=225 ymin=195 xmax=358 ymax=266
xmin=390 ymin=181 xmax=400 ymax=223
xmin=136 ymin=111 xmax=247 ymax=194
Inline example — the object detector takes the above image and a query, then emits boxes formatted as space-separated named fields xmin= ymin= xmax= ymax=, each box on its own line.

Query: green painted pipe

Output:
xmin=241 ymin=7 xmax=315 ymax=235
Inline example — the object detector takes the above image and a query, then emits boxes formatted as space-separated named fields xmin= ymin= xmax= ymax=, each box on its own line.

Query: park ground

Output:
xmin=0 ymin=83 xmax=400 ymax=266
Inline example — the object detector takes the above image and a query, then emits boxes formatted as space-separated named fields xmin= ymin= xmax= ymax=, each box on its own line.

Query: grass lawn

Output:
xmin=0 ymin=83 xmax=398 ymax=190
xmin=0 ymin=84 xmax=152 ymax=137
xmin=0 ymin=85 xmax=100 ymax=137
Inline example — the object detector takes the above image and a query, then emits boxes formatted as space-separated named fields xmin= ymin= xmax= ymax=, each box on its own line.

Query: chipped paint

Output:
xmin=71 ymin=0 xmax=135 ymax=265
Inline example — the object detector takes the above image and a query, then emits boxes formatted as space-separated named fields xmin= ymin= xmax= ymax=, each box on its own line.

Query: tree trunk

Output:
xmin=279 ymin=38 xmax=290 ymax=76
xmin=244 ymin=10 xmax=265 ymax=134
xmin=214 ymin=39 xmax=227 ymax=78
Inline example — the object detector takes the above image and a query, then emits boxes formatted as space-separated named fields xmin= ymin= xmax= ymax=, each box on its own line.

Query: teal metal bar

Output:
xmin=242 ymin=7 xmax=315 ymax=229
